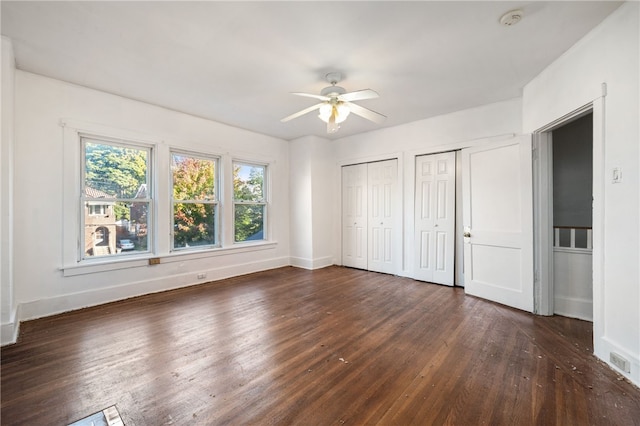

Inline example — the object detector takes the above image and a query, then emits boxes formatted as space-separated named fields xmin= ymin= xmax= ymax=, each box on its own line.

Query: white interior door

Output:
xmin=414 ymin=152 xmax=456 ymax=285
xmin=367 ymin=159 xmax=398 ymax=274
xmin=342 ymin=164 xmax=368 ymax=269
xmin=462 ymin=135 xmax=534 ymax=312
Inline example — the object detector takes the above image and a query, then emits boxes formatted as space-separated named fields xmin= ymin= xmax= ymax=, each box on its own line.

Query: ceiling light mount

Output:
xmin=325 ymin=72 xmax=342 ymax=85
xmin=499 ymin=9 xmax=524 ymax=26
xmin=321 ymin=72 xmax=346 ymax=97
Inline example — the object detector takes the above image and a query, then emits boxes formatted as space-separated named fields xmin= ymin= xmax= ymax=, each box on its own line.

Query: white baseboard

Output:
xmin=1 ymin=304 xmax=21 ymax=346
xmin=0 ymin=322 xmax=17 ymax=346
xmin=1 ymin=320 xmax=19 ymax=346
xmin=2 ymin=256 xmax=290 ymax=346
xmin=289 ymin=256 xmax=334 ymax=270
xmin=554 ymin=296 xmax=593 ymax=322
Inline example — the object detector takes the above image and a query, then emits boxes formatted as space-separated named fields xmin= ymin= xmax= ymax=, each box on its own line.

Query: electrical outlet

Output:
xmin=610 ymin=352 xmax=630 ymax=373
xmin=148 ymin=257 xmax=161 ymax=265
xmin=197 ymin=273 xmax=207 ymax=279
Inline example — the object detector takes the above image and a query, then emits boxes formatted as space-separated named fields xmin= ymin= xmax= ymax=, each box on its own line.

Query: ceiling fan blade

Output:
xmin=280 ymin=103 xmax=324 ymax=122
xmin=346 ymin=102 xmax=387 ymax=124
xmin=291 ymin=92 xmax=330 ymax=101
xmin=338 ymin=89 xmax=379 ymax=102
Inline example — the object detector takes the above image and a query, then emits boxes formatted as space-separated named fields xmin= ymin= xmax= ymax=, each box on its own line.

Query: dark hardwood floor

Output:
xmin=2 ymin=266 xmax=639 ymax=425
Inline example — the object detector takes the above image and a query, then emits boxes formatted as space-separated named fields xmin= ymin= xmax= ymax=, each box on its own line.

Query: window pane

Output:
xmin=233 ymin=163 xmax=264 ymax=201
xmin=84 ymin=201 xmax=149 ymax=257
xmin=172 ymin=154 xmax=216 ymax=201
xmin=174 ymin=202 xmax=217 ymax=249
xmin=85 ymin=142 xmax=148 ymax=199
xmin=234 ymin=204 xmax=265 ymax=242
xmin=83 ymin=137 xmax=151 ymax=260
xmin=558 ymin=228 xmax=571 ymax=247
xmin=574 ymin=228 xmax=588 ymax=249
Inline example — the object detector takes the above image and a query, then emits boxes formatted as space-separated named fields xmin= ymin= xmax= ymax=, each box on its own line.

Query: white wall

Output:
xmin=289 ymin=136 xmax=313 ymax=266
xmin=330 ymin=98 xmax=523 ymax=275
xmin=5 ymin=70 xmax=290 ymax=341
xmin=310 ymin=137 xmax=335 ymax=266
xmin=289 ymin=135 xmax=334 ymax=269
xmin=523 ymin=2 xmax=639 ymax=385
xmin=1 ymin=36 xmax=16 ymax=344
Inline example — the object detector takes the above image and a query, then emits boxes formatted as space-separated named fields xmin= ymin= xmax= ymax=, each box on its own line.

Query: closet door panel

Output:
xmin=414 ymin=152 xmax=456 ymax=285
xmin=368 ymin=159 xmax=398 ymax=274
xmin=342 ymin=164 xmax=368 ymax=269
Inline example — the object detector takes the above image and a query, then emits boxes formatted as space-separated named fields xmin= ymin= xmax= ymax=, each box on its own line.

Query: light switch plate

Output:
xmin=612 ymin=167 xmax=622 ymax=183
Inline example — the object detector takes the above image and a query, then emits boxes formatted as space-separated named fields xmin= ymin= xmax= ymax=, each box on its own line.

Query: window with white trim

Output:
xmin=233 ymin=162 xmax=267 ymax=242
xmin=171 ymin=151 xmax=219 ymax=250
xmin=82 ymin=137 xmax=152 ymax=259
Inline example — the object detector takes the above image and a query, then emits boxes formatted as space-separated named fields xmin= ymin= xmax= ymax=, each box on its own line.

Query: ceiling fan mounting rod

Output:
xmin=325 ymin=71 xmax=342 ymax=85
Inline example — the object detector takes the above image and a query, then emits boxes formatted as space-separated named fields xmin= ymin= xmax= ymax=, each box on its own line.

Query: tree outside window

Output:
xmin=171 ymin=153 xmax=218 ymax=249
xmin=82 ymin=138 xmax=150 ymax=258
xmin=233 ymin=162 xmax=266 ymax=242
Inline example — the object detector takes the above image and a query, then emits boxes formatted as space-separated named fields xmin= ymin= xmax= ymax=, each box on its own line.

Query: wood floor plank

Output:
xmin=2 ymin=266 xmax=639 ymax=425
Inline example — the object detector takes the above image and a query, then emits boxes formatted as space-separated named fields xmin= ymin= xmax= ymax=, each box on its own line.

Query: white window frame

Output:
xmin=170 ymin=150 xmax=221 ymax=251
xmin=61 ymin=120 xmax=278 ymax=277
xmin=62 ymin=121 xmax=158 ymax=273
xmin=232 ymin=160 xmax=268 ymax=243
xmin=80 ymin=135 xmax=153 ymax=260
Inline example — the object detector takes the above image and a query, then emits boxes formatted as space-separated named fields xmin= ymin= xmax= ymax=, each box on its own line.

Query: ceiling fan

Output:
xmin=281 ymin=72 xmax=386 ymax=134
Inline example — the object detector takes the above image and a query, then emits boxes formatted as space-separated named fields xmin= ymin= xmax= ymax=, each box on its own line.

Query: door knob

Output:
xmin=463 ymin=231 xmax=471 ymax=238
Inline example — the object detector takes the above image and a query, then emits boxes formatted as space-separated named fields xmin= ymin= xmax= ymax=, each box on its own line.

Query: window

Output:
xmin=171 ymin=152 xmax=219 ymax=250
xmin=82 ymin=137 xmax=151 ymax=259
xmin=88 ymin=204 xmax=107 ymax=216
xmin=233 ymin=162 xmax=266 ymax=242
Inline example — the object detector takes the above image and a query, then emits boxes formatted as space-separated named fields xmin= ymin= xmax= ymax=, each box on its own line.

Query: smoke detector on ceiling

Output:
xmin=499 ymin=9 xmax=524 ymax=26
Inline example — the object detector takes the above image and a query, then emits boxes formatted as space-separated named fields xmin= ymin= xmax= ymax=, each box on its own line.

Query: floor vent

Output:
xmin=68 ymin=405 xmax=124 ymax=426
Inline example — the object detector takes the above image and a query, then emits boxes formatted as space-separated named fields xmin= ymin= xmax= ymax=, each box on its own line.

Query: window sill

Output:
xmin=61 ymin=241 xmax=278 ymax=277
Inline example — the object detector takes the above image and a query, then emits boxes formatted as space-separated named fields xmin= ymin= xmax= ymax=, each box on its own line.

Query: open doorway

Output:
xmin=534 ymin=109 xmax=594 ymax=321
xmin=551 ymin=113 xmax=593 ymax=321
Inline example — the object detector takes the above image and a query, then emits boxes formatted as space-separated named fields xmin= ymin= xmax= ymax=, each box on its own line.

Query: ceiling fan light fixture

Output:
xmin=327 ymin=118 xmax=340 ymax=134
xmin=281 ymin=72 xmax=385 ymax=133
xmin=318 ymin=103 xmax=350 ymax=124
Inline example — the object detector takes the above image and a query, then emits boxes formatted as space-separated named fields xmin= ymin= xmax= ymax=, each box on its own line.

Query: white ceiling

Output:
xmin=1 ymin=1 xmax=622 ymax=140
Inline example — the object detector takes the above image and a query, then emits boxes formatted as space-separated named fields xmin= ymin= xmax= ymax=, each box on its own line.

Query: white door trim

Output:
xmin=532 ymin=102 xmax=596 ymax=316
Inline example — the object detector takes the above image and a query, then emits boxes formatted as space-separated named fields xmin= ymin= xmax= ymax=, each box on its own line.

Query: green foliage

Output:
xmin=234 ymin=164 xmax=265 ymax=242
xmin=172 ymin=155 xmax=215 ymax=201
xmin=172 ymin=156 xmax=216 ymax=247
xmin=114 ymin=202 xmax=130 ymax=221
xmin=234 ymin=204 xmax=264 ymax=242
xmin=234 ymin=164 xmax=264 ymax=201
xmin=85 ymin=142 xmax=147 ymax=221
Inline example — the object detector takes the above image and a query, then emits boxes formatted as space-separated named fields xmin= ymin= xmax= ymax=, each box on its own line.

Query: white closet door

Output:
xmin=462 ymin=135 xmax=534 ymax=312
xmin=342 ymin=164 xmax=368 ymax=269
xmin=367 ymin=159 xmax=398 ymax=274
xmin=414 ymin=152 xmax=456 ymax=285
